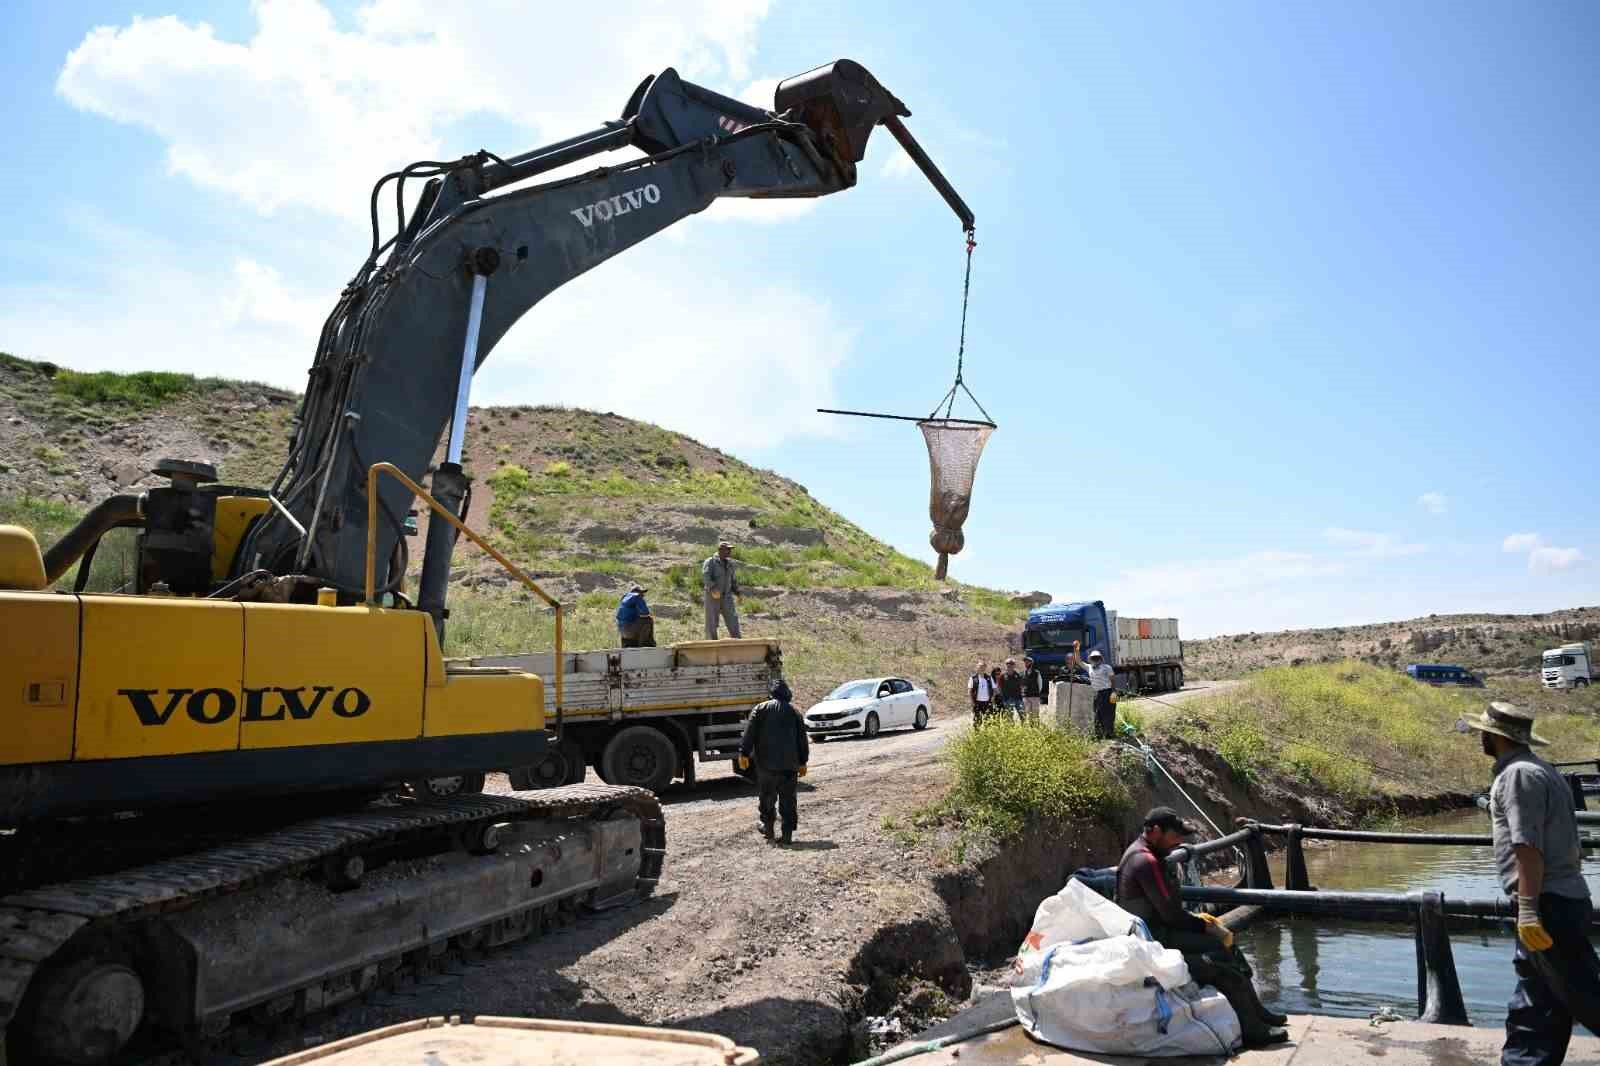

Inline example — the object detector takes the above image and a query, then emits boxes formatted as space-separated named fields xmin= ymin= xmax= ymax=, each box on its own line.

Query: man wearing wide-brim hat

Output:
xmin=1464 ymin=701 xmax=1600 ymax=1064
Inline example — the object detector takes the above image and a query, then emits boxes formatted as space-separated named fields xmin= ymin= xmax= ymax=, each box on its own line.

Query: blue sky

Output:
xmin=2 ymin=1 xmax=1595 ymax=636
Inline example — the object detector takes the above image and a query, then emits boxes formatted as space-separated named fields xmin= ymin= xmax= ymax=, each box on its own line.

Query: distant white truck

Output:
xmin=466 ymin=638 xmax=782 ymax=791
xmin=1543 ymin=642 xmax=1594 ymax=690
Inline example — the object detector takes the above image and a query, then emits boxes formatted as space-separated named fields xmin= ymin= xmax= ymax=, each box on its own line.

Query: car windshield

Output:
xmin=825 ymin=681 xmax=878 ymax=701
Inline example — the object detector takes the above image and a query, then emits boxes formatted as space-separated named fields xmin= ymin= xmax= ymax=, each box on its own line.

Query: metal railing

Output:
xmin=1082 ymin=817 xmax=1600 ymax=1028
xmin=363 ymin=461 xmax=565 ymax=723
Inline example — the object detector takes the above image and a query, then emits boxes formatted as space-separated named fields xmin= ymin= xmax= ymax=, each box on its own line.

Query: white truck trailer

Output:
xmin=466 ymin=638 xmax=782 ymax=792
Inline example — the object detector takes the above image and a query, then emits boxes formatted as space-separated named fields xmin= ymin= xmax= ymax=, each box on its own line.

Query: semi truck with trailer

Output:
xmin=1023 ymin=600 xmax=1184 ymax=693
xmin=1543 ymin=642 xmax=1594 ymax=689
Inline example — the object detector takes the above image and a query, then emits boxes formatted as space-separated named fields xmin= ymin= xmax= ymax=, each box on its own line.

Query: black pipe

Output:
xmin=1250 ymin=823 xmax=1600 ymax=848
xmin=417 ymin=463 xmax=467 ymax=644
xmin=882 ymin=114 xmax=976 ymax=231
xmin=42 ymin=494 xmax=144 ymax=583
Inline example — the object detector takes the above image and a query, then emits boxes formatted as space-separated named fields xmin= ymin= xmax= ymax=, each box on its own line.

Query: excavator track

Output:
xmin=0 ymin=784 xmax=664 ymax=1064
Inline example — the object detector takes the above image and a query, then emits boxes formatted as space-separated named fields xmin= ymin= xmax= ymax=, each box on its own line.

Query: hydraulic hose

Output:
xmin=42 ymin=494 xmax=144 ymax=583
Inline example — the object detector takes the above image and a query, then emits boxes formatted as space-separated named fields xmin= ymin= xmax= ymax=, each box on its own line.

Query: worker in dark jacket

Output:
xmin=1116 ymin=807 xmax=1288 ymax=1047
xmin=1464 ymin=702 xmax=1600 ymax=1066
xmin=739 ymin=679 xmax=809 ymax=845
xmin=1022 ymin=656 xmax=1046 ymax=722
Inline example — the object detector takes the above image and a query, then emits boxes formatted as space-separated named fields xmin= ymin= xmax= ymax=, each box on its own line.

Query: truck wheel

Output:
xmin=1173 ymin=666 xmax=1184 ymax=691
xmin=1577 ymin=678 xmax=1590 ymax=689
xmin=601 ymin=726 xmax=678 ymax=793
xmin=509 ymin=750 xmax=568 ymax=790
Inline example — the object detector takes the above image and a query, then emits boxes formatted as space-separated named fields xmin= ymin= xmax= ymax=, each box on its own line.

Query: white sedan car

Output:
xmin=804 ymin=677 xmax=931 ymax=740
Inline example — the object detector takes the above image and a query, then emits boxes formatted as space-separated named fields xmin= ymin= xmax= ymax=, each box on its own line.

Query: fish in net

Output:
xmin=920 ymin=419 xmax=994 ymax=580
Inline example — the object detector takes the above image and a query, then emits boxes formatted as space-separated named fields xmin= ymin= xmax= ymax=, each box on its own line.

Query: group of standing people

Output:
xmin=968 ymin=656 xmax=1048 ymax=724
xmin=966 ymin=643 xmax=1119 ymax=738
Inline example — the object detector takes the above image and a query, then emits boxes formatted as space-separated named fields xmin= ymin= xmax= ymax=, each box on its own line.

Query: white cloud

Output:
xmin=1501 ymin=532 xmax=1587 ymax=574
xmin=1503 ymin=532 xmax=1544 ymax=553
xmin=58 ymin=0 xmax=771 ymax=220
xmin=1529 ymin=546 xmax=1586 ymax=574
xmin=1323 ymin=527 xmax=1428 ymax=558
xmin=1417 ymin=491 xmax=1448 ymax=514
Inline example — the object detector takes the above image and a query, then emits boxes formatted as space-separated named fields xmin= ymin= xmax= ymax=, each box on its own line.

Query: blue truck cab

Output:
xmin=1023 ymin=600 xmax=1113 ymax=684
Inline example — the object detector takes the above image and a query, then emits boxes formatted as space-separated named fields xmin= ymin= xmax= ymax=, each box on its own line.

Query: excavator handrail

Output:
xmin=364 ymin=462 xmax=563 ymax=717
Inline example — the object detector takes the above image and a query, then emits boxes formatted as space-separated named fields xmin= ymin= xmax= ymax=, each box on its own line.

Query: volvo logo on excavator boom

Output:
xmin=570 ymin=184 xmax=662 ymax=228
xmin=118 ymin=686 xmax=373 ymax=726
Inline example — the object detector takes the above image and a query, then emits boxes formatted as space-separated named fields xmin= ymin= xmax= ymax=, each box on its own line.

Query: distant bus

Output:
xmin=1406 ymin=663 xmax=1484 ymax=688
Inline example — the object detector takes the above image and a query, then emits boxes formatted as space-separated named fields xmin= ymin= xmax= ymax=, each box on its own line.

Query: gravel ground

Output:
xmin=248 ymin=713 xmax=955 ymax=1065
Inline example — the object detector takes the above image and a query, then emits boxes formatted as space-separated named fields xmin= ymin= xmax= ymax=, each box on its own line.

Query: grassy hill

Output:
xmin=0 ymin=351 xmax=1025 ymax=706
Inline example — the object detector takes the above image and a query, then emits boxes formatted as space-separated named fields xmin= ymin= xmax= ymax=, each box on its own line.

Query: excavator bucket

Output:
xmin=777 ymin=59 xmax=975 ymax=231
xmin=774 ymin=60 xmax=909 ymax=164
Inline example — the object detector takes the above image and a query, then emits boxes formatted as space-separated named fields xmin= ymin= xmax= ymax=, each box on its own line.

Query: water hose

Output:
xmin=848 ymin=1017 xmax=1017 ymax=1066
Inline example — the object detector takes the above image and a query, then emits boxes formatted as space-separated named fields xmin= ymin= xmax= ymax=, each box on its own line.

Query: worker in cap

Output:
xmin=701 ymin=540 xmax=741 ymax=639
xmin=999 ymin=657 xmax=1025 ymax=721
xmin=1116 ymin=807 xmax=1288 ymax=1047
xmin=738 ymin=678 xmax=808 ymax=844
xmin=1083 ymin=648 xmax=1117 ymax=740
xmin=1462 ymin=702 xmax=1600 ymax=1064
xmin=615 ymin=583 xmax=655 ymax=647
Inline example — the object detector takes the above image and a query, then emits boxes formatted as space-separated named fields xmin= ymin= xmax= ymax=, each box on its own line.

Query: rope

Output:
xmin=929 ymin=229 xmax=993 ymax=425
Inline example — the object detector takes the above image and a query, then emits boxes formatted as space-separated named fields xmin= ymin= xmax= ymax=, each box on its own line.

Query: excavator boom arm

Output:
xmin=230 ymin=60 xmax=969 ymax=630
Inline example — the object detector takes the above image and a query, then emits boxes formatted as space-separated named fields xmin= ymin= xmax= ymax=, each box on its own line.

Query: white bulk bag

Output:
xmin=1010 ymin=878 xmax=1241 ymax=1057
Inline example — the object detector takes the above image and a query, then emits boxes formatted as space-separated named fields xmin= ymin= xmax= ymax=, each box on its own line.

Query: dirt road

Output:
xmin=253 ymin=684 xmax=1230 ymax=1065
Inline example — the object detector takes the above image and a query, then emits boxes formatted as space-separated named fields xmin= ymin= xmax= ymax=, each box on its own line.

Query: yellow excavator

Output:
xmin=0 ymin=59 xmax=972 ymax=1064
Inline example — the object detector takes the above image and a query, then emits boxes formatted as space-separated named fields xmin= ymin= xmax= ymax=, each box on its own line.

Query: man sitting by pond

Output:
xmin=1116 ymin=807 xmax=1289 ymax=1048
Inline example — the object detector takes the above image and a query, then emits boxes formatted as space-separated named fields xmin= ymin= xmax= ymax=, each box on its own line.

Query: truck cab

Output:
xmin=1543 ymin=643 xmax=1593 ymax=690
xmin=1023 ymin=601 xmax=1112 ymax=684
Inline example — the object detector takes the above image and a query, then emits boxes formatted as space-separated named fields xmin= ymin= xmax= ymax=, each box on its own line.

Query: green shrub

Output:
xmin=488 ymin=463 xmax=532 ymax=496
xmin=53 ymin=368 xmax=198 ymax=409
xmin=943 ymin=719 xmax=1128 ymax=838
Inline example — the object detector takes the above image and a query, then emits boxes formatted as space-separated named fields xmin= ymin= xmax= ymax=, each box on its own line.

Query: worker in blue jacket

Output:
xmin=615 ymin=583 xmax=655 ymax=647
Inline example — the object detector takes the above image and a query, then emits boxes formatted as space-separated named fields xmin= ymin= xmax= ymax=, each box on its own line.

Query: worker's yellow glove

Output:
xmin=1518 ymin=896 xmax=1554 ymax=952
xmin=711 ymin=589 xmax=722 ymax=600
xmin=1109 ymin=692 xmax=1119 ymax=704
xmin=737 ymin=755 xmax=750 ymax=771
xmin=797 ymin=765 xmax=808 ymax=778
xmin=1197 ymin=913 xmax=1234 ymax=949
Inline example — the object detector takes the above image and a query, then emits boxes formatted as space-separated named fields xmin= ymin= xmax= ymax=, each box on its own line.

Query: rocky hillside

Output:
xmin=1185 ymin=607 xmax=1599 ymax=680
xmin=0 ymin=351 xmax=1030 ymax=705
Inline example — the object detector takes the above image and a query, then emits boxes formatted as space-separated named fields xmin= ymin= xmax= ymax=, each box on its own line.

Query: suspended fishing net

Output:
xmin=920 ymin=419 xmax=994 ymax=580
